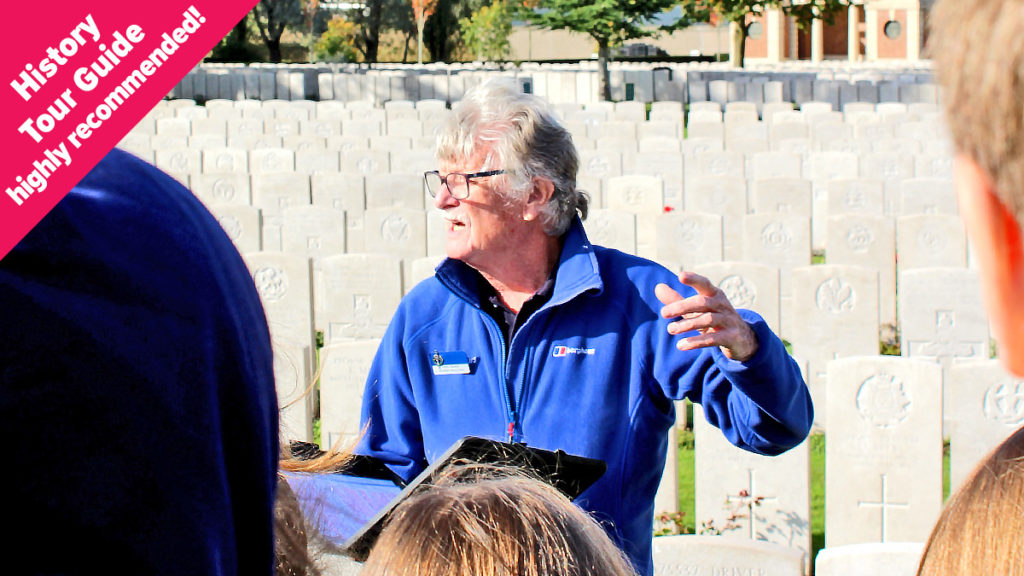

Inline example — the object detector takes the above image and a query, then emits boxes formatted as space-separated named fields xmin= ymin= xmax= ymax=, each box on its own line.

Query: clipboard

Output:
xmin=285 ymin=436 xmax=606 ymax=562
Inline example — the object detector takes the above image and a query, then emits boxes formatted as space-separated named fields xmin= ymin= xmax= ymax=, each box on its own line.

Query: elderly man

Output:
xmin=357 ymin=79 xmax=812 ymax=574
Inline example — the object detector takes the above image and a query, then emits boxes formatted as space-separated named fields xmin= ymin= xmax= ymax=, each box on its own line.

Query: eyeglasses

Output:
xmin=423 ymin=170 xmax=506 ymax=200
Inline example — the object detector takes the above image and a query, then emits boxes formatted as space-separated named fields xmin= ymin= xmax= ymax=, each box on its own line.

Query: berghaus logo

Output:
xmin=552 ymin=345 xmax=596 ymax=357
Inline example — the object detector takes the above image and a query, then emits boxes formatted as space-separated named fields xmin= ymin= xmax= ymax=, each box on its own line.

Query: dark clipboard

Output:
xmin=340 ymin=436 xmax=607 ymax=561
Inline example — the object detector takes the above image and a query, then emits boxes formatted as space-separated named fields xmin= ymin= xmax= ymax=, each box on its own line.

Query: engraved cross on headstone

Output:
xmin=727 ymin=469 xmax=779 ymax=540
xmin=857 ymin=474 xmax=909 ymax=542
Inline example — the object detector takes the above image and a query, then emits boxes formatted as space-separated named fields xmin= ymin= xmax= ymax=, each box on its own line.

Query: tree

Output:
xmin=343 ymin=0 xmax=415 ymax=64
xmin=315 ymin=15 xmax=360 ymax=61
xmin=253 ymin=0 xmax=305 ymax=63
xmin=424 ymin=0 xmax=489 ymax=62
xmin=459 ymin=0 xmax=512 ymax=61
xmin=411 ymin=0 xmax=438 ymax=63
xmin=208 ymin=13 xmax=262 ymax=62
xmin=678 ymin=0 xmax=850 ymax=68
xmin=519 ymin=0 xmax=688 ymax=101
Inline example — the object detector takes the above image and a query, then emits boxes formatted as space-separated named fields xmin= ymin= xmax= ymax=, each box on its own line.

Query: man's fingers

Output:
xmin=655 ymin=283 xmax=682 ymax=306
xmin=678 ymin=270 xmax=717 ymax=297
xmin=667 ymin=312 xmax=716 ymax=336
xmin=675 ymin=332 xmax=720 ymax=351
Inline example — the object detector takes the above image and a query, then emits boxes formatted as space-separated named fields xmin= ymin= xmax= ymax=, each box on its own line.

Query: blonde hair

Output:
xmin=362 ymin=466 xmax=637 ymax=576
xmin=928 ymin=0 xmax=1024 ymax=223
xmin=916 ymin=425 xmax=1024 ymax=575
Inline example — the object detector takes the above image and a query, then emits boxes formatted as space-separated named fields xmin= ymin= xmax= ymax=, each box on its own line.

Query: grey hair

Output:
xmin=436 ymin=78 xmax=589 ymax=236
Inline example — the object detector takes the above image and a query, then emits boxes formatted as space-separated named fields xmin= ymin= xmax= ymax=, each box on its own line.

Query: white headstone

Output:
xmin=249 ymin=148 xmax=296 ymax=174
xmin=319 ymin=340 xmax=381 ymax=449
xmin=316 ymin=254 xmax=403 ymax=342
xmin=583 ymin=209 xmax=637 ymax=255
xmin=694 ymin=406 xmax=811 ymax=565
xmin=751 ymin=152 xmax=802 ymax=181
xmin=899 ymin=268 xmax=990 ymax=426
xmin=948 ymin=359 xmax=1024 ymax=492
xmin=281 ymin=206 xmax=346 ymax=271
xmin=246 ymin=252 xmax=316 ymax=358
xmin=685 ymin=176 xmax=748 ymax=261
xmin=789 ymin=265 xmax=880 ymax=428
xmin=814 ymin=542 xmax=924 ymax=576
xmin=652 ymin=535 xmax=804 ymax=576
xmin=363 ymin=173 xmax=426 ymax=212
xmin=208 ymin=204 xmax=261 ymax=254
xmin=825 ymin=356 xmax=942 ymax=546
xmin=826 ymin=214 xmax=896 ymax=326
xmin=363 ymin=208 xmax=427 ymax=281
xmin=191 ymin=173 xmax=252 ymax=207
xmin=311 ymin=174 xmax=365 ymax=253
xmin=896 ymin=214 xmax=967 ymax=272
xmin=655 ymin=212 xmax=724 ymax=270
xmin=692 ymin=261 xmax=781 ymax=336
xmin=742 ymin=213 xmax=811 ymax=299
xmin=898 ymin=179 xmax=957 ymax=216
xmin=202 ymin=148 xmax=248 ymax=174
xmin=826 ymin=180 xmax=885 ymax=216
xmin=606 ymin=175 xmax=664 ymax=259
xmin=274 ymin=343 xmax=314 ymax=443
xmin=751 ymin=179 xmax=812 ymax=215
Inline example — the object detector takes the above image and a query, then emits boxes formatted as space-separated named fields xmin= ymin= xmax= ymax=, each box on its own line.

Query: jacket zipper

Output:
xmin=477 ymin=310 xmax=516 ymax=442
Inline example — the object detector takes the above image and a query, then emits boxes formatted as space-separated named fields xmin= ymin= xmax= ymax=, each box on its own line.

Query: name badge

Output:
xmin=430 ymin=350 xmax=471 ymax=375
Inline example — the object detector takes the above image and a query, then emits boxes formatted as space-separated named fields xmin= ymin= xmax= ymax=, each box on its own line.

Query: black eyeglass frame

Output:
xmin=423 ymin=169 xmax=507 ymax=200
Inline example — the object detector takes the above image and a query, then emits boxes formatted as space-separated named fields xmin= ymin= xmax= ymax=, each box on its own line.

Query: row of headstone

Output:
xmin=174 ymin=61 xmax=936 ymax=106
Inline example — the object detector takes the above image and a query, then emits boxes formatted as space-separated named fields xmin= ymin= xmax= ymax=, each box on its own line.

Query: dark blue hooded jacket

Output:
xmin=0 ymin=149 xmax=279 ymax=575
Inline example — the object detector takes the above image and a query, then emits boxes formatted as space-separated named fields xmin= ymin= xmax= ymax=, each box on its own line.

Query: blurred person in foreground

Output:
xmin=0 ymin=148 xmax=279 ymax=574
xmin=916 ymin=1 xmax=1024 ymax=573
xmin=356 ymin=78 xmax=813 ymax=575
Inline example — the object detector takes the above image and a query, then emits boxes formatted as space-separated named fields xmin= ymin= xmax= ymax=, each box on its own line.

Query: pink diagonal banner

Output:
xmin=0 ymin=1 xmax=259 ymax=260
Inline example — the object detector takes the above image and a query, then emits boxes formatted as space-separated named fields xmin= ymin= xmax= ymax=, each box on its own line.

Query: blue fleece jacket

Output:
xmin=358 ymin=217 xmax=812 ymax=575
xmin=0 ymin=149 xmax=279 ymax=575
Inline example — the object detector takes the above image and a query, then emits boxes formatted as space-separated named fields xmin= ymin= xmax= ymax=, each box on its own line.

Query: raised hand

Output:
xmin=655 ymin=270 xmax=759 ymax=362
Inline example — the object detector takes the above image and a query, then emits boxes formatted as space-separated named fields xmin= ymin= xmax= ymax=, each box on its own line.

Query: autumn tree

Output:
xmin=253 ymin=0 xmax=305 ymax=63
xmin=519 ymin=0 xmax=688 ymax=101
xmin=410 ymin=0 xmax=439 ymax=63
xmin=678 ymin=0 xmax=850 ymax=68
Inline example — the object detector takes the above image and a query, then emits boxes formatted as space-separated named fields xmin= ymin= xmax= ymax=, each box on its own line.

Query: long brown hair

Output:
xmin=917 ymin=425 xmax=1024 ymax=575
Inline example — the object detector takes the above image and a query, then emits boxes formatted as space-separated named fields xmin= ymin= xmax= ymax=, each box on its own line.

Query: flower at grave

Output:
xmin=856 ymin=373 xmax=911 ymax=428
xmin=663 ymin=206 xmax=673 ymax=213
xmin=983 ymin=380 xmax=1024 ymax=426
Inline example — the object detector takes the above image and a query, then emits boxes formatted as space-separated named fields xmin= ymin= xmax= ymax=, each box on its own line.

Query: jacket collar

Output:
xmin=435 ymin=217 xmax=604 ymax=308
